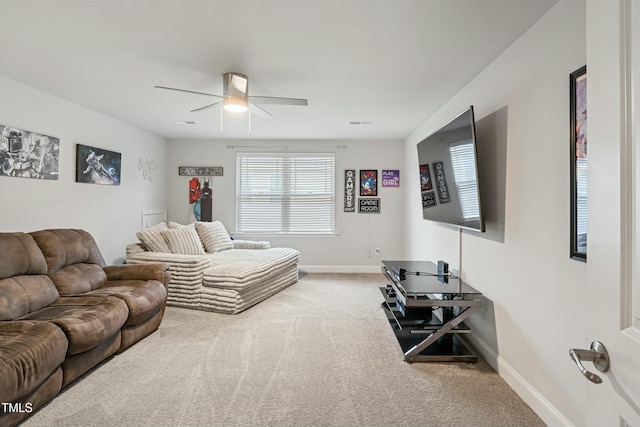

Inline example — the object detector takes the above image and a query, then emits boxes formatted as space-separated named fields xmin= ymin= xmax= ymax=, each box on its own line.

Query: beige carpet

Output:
xmin=23 ymin=273 xmax=545 ymax=427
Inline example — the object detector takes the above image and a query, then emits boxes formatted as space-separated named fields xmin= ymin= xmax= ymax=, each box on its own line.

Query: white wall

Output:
xmin=0 ymin=76 xmax=168 ymax=264
xmin=167 ymin=139 xmax=404 ymax=271
xmin=403 ymin=1 xmax=586 ymax=425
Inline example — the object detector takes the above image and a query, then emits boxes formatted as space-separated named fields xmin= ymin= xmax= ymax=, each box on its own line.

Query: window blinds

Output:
xmin=236 ymin=152 xmax=336 ymax=233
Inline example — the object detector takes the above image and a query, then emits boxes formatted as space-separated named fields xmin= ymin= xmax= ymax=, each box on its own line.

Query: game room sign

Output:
xmin=358 ymin=198 xmax=381 ymax=214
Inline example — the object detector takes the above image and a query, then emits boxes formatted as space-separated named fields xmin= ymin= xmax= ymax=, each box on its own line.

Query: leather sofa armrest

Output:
xmin=104 ymin=264 xmax=171 ymax=289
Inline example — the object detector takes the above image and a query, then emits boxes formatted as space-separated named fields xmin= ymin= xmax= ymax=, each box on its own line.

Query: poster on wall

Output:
xmin=0 ymin=124 xmax=59 ymax=180
xmin=75 ymin=144 xmax=121 ymax=185
xmin=381 ymin=170 xmax=400 ymax=187
xmin=344 ymin=169 xmax=356 ymax=212
xmin=188 ymin=177 xmax=213 ymax=222
xmin=360 ymin=169 xmax=377 ymax=196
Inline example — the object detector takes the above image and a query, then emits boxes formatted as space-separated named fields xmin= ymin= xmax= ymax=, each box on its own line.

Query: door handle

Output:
xmin=569 ymin=340 xmax=610 ymax=384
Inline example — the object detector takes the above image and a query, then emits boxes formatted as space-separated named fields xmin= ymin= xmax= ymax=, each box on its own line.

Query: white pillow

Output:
xmin=161 ymin=226 xmax=205 ymax=255
xmin=136 ymin=222 xmax=171 ymax=253
xmin=195 ymin=221 xmax=233 ymax=253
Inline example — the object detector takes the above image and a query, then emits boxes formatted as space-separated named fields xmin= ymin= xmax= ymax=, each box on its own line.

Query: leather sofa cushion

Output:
xmin=0 ymin=275 xmax=60 ymax=321
xmin=30 ymin=229 xmax=106 ymax=272
xmin=49 ymin=263 xmax=107 ymax=296
xmin=30 ymin=229 xmax=108 ymax=294
xmin=89 ymin=280 xmax=167 ymax=326
xmin=0 ymin=321 xmax=68 ymax=403
xmin=19 ymin=295 xmax=128 ymax=356
xmin=0 ymin=233 xmax=48 ymax=278
xmin=0 ymin=233 xmax=60 ymax=320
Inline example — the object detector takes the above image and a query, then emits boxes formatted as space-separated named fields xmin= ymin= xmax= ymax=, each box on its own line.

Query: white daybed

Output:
xmin=125 ymin=221 xmax=299 ymax=314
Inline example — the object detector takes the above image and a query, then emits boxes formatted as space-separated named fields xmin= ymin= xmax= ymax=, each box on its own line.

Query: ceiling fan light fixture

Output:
xmin=223 ymin=96 xmax=249 ymax=113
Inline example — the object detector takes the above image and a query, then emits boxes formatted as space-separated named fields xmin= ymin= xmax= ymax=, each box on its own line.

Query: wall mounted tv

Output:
xmin=417 ymin=106 xmax=485 ymax=232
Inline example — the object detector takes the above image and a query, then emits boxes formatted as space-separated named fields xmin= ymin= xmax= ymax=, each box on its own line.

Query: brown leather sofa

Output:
xmin=0 ymin=229 xmax=169 ymax=427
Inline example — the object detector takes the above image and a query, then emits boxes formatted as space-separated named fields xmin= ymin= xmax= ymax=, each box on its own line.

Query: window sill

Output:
xmin=232 ymin=232 xmax=340 ymax=238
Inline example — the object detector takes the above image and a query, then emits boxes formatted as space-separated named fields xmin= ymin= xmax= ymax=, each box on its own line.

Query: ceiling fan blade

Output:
xmin=155 ymin=85 xmax=223 ymax=98
xmin=190 ymin=101 xmax=223 ymax=113
xmin=247 ymin=95 xmax=308 ymax=106
xmin=249 ymin=103 xmax=273 ymax=119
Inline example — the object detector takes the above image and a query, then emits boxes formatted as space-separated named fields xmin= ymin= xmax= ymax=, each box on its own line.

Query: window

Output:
xmin=236 ymin=152 xmax=335 ymax=234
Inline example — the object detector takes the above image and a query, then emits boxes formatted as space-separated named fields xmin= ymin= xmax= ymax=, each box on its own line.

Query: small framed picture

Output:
xmin=360 ymin=170 xmax=377 ymax=196
xmin=381 ymin=170 xmax=400 ymax=187
xmin=76 ymin=144 xmax=121 ymax=185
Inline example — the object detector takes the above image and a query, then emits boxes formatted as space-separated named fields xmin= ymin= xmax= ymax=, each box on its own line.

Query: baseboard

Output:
xmin=467 ymin=334 xmax=574 ymax=427
xmin=298 ymin=265 xmax=382 ymax=274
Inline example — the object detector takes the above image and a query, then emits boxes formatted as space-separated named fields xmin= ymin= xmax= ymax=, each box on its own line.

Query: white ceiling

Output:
xmin=0 ymin=0 xmax=558 ymax=141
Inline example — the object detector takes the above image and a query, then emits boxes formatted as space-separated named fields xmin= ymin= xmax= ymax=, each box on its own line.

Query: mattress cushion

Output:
xmin=203 ymin=248 xmax=300 ymax=289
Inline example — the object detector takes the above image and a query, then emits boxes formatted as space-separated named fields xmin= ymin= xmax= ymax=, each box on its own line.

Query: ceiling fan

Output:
xmin=155 ymin=72 xmax=308 ymax=119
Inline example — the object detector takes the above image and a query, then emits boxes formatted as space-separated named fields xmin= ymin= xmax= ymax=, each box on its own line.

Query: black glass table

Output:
xmin=380 ymin=260 xmax=483 ymax=363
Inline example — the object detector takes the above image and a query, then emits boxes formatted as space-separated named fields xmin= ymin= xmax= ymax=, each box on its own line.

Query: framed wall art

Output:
xmin=360 ymin=169 xmax=377 ymax=196
xmin=570 ymin=65 xmax=587 ymax=261
xmin=188 ymin=177 xmax=212 ymax=222
xmin=178 ymin=166 xmax=223 ymax=176
xmin=344 ymin=169 xmax=356 ymax=212
xmin=381 ymin=170 xmax=400 ymax=187
xmin=76 ymin=144 xmax=121 ymax=185
xmin=0 ymin=124 xmax=59 ymax=180
xmin=359 ymin=198 xmax=380 ymax=214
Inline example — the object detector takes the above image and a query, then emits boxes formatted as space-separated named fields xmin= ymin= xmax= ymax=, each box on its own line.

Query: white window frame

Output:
xmin=235 ymin=152 xmax=336 ymax=235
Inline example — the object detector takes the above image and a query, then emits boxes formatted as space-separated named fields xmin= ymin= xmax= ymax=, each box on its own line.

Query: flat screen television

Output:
xmin=417 ymin=106 xmax=485 ymax=232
